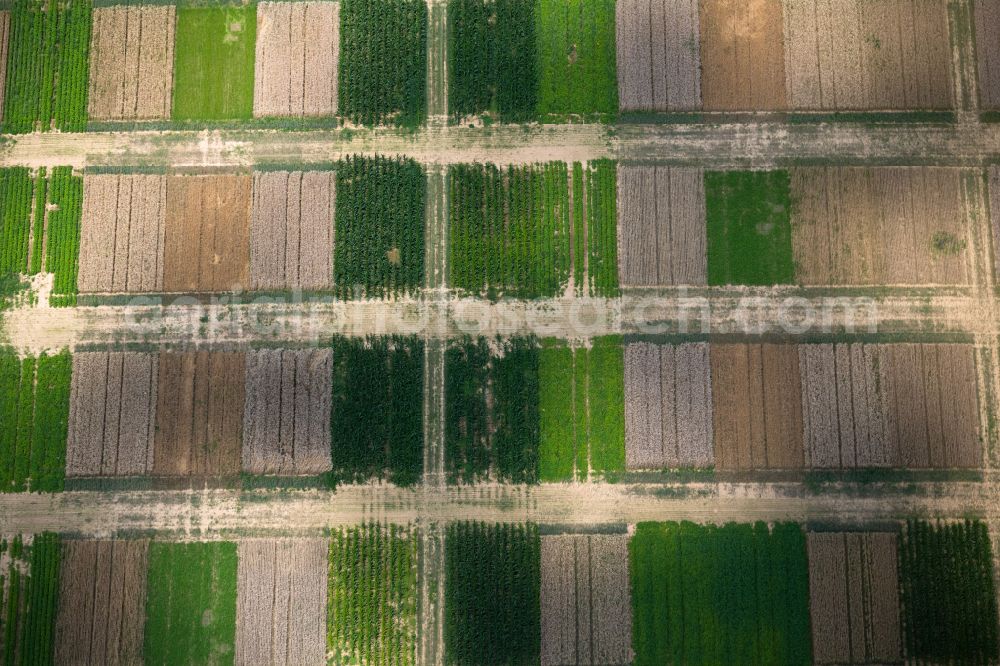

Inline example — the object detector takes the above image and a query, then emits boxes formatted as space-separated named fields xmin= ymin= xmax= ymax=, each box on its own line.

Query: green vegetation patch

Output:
xmin=446 ymin=337 xmax=539 ymax=484
xmin=44 ymin=167 xmax=82 ymax=307
xmin=334 ymin=155 xmax=425 ymax=299
xmin=339 ymin=0 xmax=426 ymax=125
xmin=539 ymin=336 xmax=624 ymax=482
xmin=329 ymin=336 xmax=424 ymax=487
xmin=574 ymin=159 xmax=618 ymax=296
xmin=1 ymin=533 xmax=62 ymax=665
xmin=445 ymin=521 xmax=540 ymax=665
xmin=0 ymin=168 xmax=34 ymax=276
xmin=0 ymin=350 xmax=71 ymax=493
xmin=705 ymin=170 xmax=794 ymax=286
xmin=535 ymin=0 xmax=617 ymax=121
xmin=899 ymin=520 xmax=999 ymax=664
xmin=630 ymin=521 xmax=812 ymax=665
xmin=447 ymin=0 xmax=536 ymax=122
xmin=172 ymin=5 xmax=256 ymax=121
xmin=145 ymin=541 xmax=238 ymax=666
xmin=2 ymin=0 xmax=91 ymax=133
xmin=328 ymin=524 xmax=418 ymax=665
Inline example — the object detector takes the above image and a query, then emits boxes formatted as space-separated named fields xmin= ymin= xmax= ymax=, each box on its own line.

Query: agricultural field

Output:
xmin=88 ymin=5 xmax=175 ymax=121
xmin=338 ymin=0 xmax=426 ymax=126
xmin=172 ymin=5 xmax=256 ymax=121
xmin=977 ymin=0 xmax=1000 ymax=109
xmin=0 ymin=11 xmax=8 ymax=122
xmin=253 ymin=2 xmax=339 ymax=118
xmin=329 ymin=336 xmax=424 ymax=486
xmin=539 ymin=337 xmax=624 ymax=482
xmin=328 ymin=524 xmax=418 ymax=665
xmin=2 ymin=0 xmax=91 ymax=133
xmin=0 ymin=533 xmax=62 ymax=664
xmin=445 ymin=521 xmax=540 ymax=666
xmin=449 ymin=161 xmax=616 ymax=298
xmin=0 ymin=167 xmax=33 ymax=276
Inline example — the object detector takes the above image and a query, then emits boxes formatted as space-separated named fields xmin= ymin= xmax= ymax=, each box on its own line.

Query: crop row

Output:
xmin=43 ymin=167 xmax=81 ymax=306
xmin=0 ymin=168 xmax=33 ymax=275
xmin=1 ymin=533 xmax=62 ymax=666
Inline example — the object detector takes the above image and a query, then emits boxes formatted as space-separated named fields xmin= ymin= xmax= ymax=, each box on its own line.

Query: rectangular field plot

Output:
xmin=791 ymin=167 xmax=969 ymax=286
xmin=977 ymin=0 xmax=1000 ymax=109
xmin=328 ymin=525 xmax=417 ymax=665
xmin=163 ymin=175 xmax=251 ymax=293
xmin=624 ymin=342 xmax=712 ymax=470
xmin=0 ymin=167 xmax=34 ymax=275
xmin=173 ymin=5 xmax=256 ymax=121
xmin=617 ymin=165 xmax=706 ymax=287
xmin=807 ymin=532 xmax=901 ymax=664
xmin=253 ymin=2 xmax=339 ymax=118
xmin=55 ymin=539 xmax=149 ymax=665
xmin=145 ymin=541 xmax=238 ymax=665
xmin=250 ymin=171 xmax=334 ymax=290
xmin=630 ymin=521 xmax=811 ymax=665
xmin=88 ymin=6 xmax=175 ymax=121
xmin=0 ymin=11 xmax=9 ymax=122
xmin=237 ymin=539 xmax=327 ymax=665
xmin=0 ymin=533 xmax=62 ymax=664
xmin=66 ymin=351 xmax=157 ymax=478
xmin=540 ymin=534 xmax=631 ymax=665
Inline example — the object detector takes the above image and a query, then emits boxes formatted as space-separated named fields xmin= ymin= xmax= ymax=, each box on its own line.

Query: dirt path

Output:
xmin=425 ymin=0 xmax=448 ymax=125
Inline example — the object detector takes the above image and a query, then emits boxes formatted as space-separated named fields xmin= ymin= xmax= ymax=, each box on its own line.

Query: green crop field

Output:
xmin=445 ymin=521 xmax=540 ymax=666
xmin=539 ymin=336 xmax=624 ymax=482
xmin=0 ymin=168 xmax=34 ymax=276
xmin=145 ymin=541 xmax=238 ymax=666
xmin=329 ymin=336 xmax=424 ymax=487
xmin=44 ymin=167 xmax=82 ymax=307
xmin=328 ymin=524 xmax=418 ymax=665
xmin=339 ymin=0 xmax=426 ymax=125
xmin=334 ymin=155 xmax=426 ymax=299
xmin=630 ymin=521 xmax=812 ymax=666
xmin=899 ymin=519 xmax=999 ymax=664
xmin=574 ymin=160 xmax=618 ymax=296
xmin=0 ymin=533 xmax=62 ymax=666
xmin=706 ymin=170 xmax=794 ymax=286
xmin=172 ymin=5 xmax=256 ymax=121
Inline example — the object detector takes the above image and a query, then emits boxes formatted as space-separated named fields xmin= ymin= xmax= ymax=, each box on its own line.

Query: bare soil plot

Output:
xmin=617 ymin=166 xmax=706 ymax=286
xmin=254 ymin=2 xmax=339 ymax=117
xmin=66 ymin=352 xmax=157 ymax=477
xmin=699 ymin=0 xmax=786 ymax=111
xmin=991 ymin=167 xmax=1000 ymax=279
xmin=0 ymin=11 xmax=9 ymax=123
xmin=243 ymin=349 xmax=333 ymax=475
xmin=163 ymin=175 xmax=251 ymax=293
xmin=785 ymin=0 xmax=952 ymax=110
xmin=54 ymin=539 xmax=149 ymax=666
xmin=88 ymin=6 xmax=175 ymax=121
xmin=976 ymin=0 xmax=1000 ymax=108
xmin=250 ymin=171 xmax=334 ymax=290
xmin=624 ymin=342 xmax=712 ymax=469
xmin=711 ymin=343 xmax=803 ymax=470
xmin=154 ymin=351 xmax=245 ymax=477
xmin=790 ymin=167 xmax=968 ymax=286
xmin=236 ymin=539 xmax=327 ymax=666
xmin=807 ymin=532 xmax=901 ymax=664
xmin=540 ymin=534 xmax=632 ymax=666
xmin=616 ymin=0 xmax=701 ymax=111
xmin=78 ymin=174 xmax=166 ymax=293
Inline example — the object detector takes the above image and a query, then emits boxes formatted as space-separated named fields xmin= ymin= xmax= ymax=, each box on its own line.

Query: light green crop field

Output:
xmin=172 ymin=5 xmax=257 ymax=121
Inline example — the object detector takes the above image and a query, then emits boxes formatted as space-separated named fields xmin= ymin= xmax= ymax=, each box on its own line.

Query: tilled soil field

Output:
xmin=254 ymin=2 xmax=339 ymax=118
xmin=991 ymin=167 xmax=1000 ymax=279
xmin=617 ymin=166 xmax=706 ymax=287
xmin=250 ymin=171 xmax=334 ymax=290
xmin=88 ymin=6 xmax=175 ymax=121
xmin=976 ymin=0 xmax=1000 ymax=109
xmin=78 ymin=174 xmax=166 ymax=293
xmin=66 ymin=351 xmax=158 ymax=478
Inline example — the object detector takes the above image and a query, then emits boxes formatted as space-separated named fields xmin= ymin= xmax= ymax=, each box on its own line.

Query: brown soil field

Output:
xmin=807 ymin=532 xmax=901 ymax=664
xmin=785 ymin=0 xmax=952 ymax=110
xmin=700 ymin=0 xmax=786 ymax=111
xmin=991 ymin=167 xmax=1000 ymax=279
xmin=254 ymin=2 xmax=339 ymax=117
xmin=977 ymin=0 xmax=1000 ymax=108
xmin=66 ymin=352 xmax=158 ymax=477
xmin=55 ymin=539 xmax=149 ymax=666
xmin=540 ymin=534 xmax=632 ymax=666
xmin=236 ymin=539 xmax=327 ymax=665
xmin=615 ymin=0 xmax=701 ymax=111
xmin=711 ymin=343 xmax=803 ymax=471
xmin=790 ymin=167 xmax=968 ymax=286
xmin=243 ymin=349 xmax=333 ymax=475
xmin=624 ymin=342 xmax=713 ymax=470
xmin=250 ymin=171 xmax=335 ymax=290
xmin=617 ymin=166 xmax=706 ymax=287
xmin=88 ymin=6 xmax=175 ymax=121
xmin=0 ymin=11 xmax=9 ymax=123
xmin=78 ymin=174 xmax=166 ymax=293
xmin=163 ymin=175 xmax=251 ymax=293
xmin=153 ymin=351 xmax=245 ymax=477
